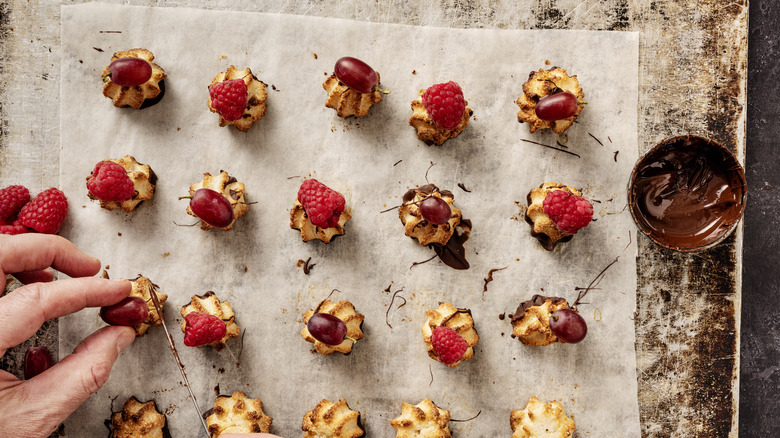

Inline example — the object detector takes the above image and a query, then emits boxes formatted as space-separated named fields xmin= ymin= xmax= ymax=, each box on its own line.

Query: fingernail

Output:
xmin=116 ymin=330 xmax=135 ymax=354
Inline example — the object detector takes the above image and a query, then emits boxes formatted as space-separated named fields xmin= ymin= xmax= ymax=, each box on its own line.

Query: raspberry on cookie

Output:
xmin=409 ymin=81 xmax=471 ymax=146
xmin=290 ymin=179 xmax=351 ymax=243
xmin=422 ymin=302 xmax=478 ymax=367
xmin=208 ymin=65 xmax=268 ymax=132
xmin=180 ymin=292 xmax=240 ymax=351
xmin=525 ymin=183 xmax=593 ymax=250
xmin=86 ymin=156 xmax=156 ymax=212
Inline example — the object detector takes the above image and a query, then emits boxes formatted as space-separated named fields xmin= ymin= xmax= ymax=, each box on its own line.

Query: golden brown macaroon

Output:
xmin=290 ymin=199 xmax=351 ymax=243
xmin=510 ymin=397 xmax=576 ymax=438
xmin=422 ymin=302 xmax=479 ymax=367
xmin=510 ymin=295 xmax=574 ymax=346
xmin=127 ymin=276 xmax=167 ymax=337
xmin=390 ymin=398 xmax=451 ymax=438
xmin=516 ymin=67 xmax=584 ymax=134
xmin=180 ymin=292 xmax=240 ymax=351
xmin=206 ymin=391 xmax=272 ymax=437
xmin=187 ymin=171 xmax=249 ymax=231
xmin=301 ymin=299 xmax=365 ymax=355
xmin=399 ymin=184 xmax=463 ymax=247
xmin=101 ymin=48 xmax=166 ymax=109
xmin=87 ymin=155 xmax=156 ymax=212
xmin=108 ymin=396 xmax=168 ymax=438
xmin=525 ymin=182 xmax=581 ymax=251
xmin=302 ymin=399 xmax=364 ymax=438
xmin=409 ymin=87 xmax=471 ymax=146
xmin=208 ymin=65 xmax=268 ymax=132
xmin=323 ymin=72 xmax=383 ymax=118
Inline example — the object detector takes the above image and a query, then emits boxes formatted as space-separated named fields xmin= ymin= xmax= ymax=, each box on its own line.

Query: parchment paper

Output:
xmin=60 ymin=3 xmax=640 ymax=437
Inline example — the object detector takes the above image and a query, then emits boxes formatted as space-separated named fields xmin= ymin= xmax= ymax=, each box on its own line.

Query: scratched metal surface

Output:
xmin=0 ymin=1 xmax=747 ymax=436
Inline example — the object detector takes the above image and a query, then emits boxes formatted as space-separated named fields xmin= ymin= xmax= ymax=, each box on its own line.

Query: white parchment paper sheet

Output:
xmin=60 ymin=3 xmax=639 ymax=437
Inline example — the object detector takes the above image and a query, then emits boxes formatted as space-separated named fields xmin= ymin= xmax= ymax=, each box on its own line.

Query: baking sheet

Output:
xmin=60 ymin=3 xmax=640 ymax=436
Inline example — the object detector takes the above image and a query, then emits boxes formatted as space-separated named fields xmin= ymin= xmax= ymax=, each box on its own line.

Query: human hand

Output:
xmin=0 ymin=234 xmax=134 ymax=438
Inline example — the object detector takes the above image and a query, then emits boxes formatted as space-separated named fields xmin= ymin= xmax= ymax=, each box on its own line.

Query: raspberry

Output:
xmin=18 ymin=188 xmax=68 ymax=234
xmin=430 ymin=326 xmax=468 ymax=365
xmin=86 ymin=161 xmax=134 ymax=202
xmin=0 ymin=218 xmax=28 ymax=235
xmin=421 ymin=81 xmax=466 ymax=131
xmin=542 ymin=190 xmax=593 ymax=235
xmin=297 ymin=179 xmax=345 ymax=229
xmin=209 ymin=78 xmax=248 ymax=122
xmin=183 ymin=312 xmax=227 ymax=347
xmin=0 ymin=185 xmax=30 ymax=221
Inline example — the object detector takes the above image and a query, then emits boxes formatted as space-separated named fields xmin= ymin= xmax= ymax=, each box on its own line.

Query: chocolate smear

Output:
xmin=482 ymin=266 xmax=508 ymax=297
xmin=430 ymin=219 xmax=472 ymax=270
xmin=588 ymin=132 xmax=604 ymax=146
xmin=457 ymin=182 xmax=472 ymax=192
xmin=511 ymin=294 xmax=567 ymax=323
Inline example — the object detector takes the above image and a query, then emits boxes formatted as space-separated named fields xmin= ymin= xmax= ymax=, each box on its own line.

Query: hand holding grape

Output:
xmin=0 ymin=234 xmax=134 ymax=437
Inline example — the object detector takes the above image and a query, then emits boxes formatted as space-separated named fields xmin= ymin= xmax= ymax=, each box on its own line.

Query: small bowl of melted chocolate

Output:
xmin=628 ymin=135 xmax=746 ymax=252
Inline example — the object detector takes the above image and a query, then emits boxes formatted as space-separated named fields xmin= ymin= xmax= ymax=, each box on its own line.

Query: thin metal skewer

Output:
xmin=148 ymin=284 xmax=211 ymax=437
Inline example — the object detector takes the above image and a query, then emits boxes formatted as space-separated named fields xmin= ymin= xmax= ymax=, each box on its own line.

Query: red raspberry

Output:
xmin=18 ymin=188 xmax=68 ymax=234
xmin=0 ymin=185 xmax=30 ymax=221
xmin=209 ymin=78 xmax=248 ymax=122
xmin=183 ymin=312 xmax=227 ymax=347
xmin=430 ymin=326 xmax=468 ymax=365
xmin=421 ymin=81 xmax=466 ymax=131
xmin=297 ymin=179 xmax=345 ymax=229
xmin=542 ymin=190 xmax=593 ymax=234
xmin=0 ymin=218 xmax=28 ymax=235
xmin=86 ymin=161 xmax=134 ymax=202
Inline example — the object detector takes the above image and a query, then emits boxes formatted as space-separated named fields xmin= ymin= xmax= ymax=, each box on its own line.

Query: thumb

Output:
xmin=19 ymin=326 xmax=135 ymax=433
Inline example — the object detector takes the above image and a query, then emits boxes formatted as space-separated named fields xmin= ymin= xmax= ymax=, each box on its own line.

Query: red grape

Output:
xmin=535 ymin=92 xmax=578 ymax=121
xmin=190 ymin=188 xmax=233 ymax=228
xmin=100 ymin=296 xmax=149 ymax=326
xmin=334 ymin=57 xmax=378 ymax=94
xmin=307 ymin=313 xmax=347 ymax=345
xmin=419 ymin=196 xmax=452 ymax=225
xmin=24 ymin=346 xmax=54 ymax=379
xmin=549 ymin=309 xmax=587 ymax=343
xmin=107 ymin=57 xmax=152 ymax=87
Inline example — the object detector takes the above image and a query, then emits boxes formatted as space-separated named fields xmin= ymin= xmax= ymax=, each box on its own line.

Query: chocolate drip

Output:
xmin=511 ymin=294 xmax=567 ymax=322
xmin=629 ymin=136 xmax=746 ymax=251
xmin=430 ymin=219 xmax=472 ymax=270
xmin=138 ymin=79 xmax=165 ymax=109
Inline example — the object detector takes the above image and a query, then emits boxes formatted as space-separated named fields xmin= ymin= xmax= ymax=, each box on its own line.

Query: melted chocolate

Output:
xmin=137 ymin=79 xmax=165 ymax=109
xmin=511 ymin=294 xmax=566 ymax=323
xmin=629 ymin=136 xmax=746 ymax=251
xmin=431 ymin=219 xmax=472 ymax=270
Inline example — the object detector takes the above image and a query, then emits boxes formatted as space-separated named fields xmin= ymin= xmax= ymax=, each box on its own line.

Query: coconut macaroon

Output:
xmin=323 ymin=72 xmax=383 ymax=118
xmin=206 ymin=391 xmax=273 ymax=436
xmin=208 ymin=65 xmax=268 ymax=132
xmin=525 ymin=182 xmax=581 ymax=251
xmin=409 ymin=87 xmax=471 ymax=146
xmin=399 ymin=184 xmax=463 ymax=247
xmin=390 ymin=398 xmax=451 ymax=438
xmin=101 ymin=48 xmax=167 ymax=109
xmin=516 ymin=67 xmax=584 ymax=134
xmin=301 ymin=299 xmax=365 ymax=355
xmin=510 ymin=295 xmax=573 ymax=346
xmin=108 ymin=396 xmax=168 ymax=438
xmin=302 ymin=399 xmax=364 ymax=438
xmin=180 ymin=292 xmax=240 ymax=351
xmin=510 ymin=397 xmax=576 ymax=438
xmin=187 ymin=171 xmax=249 ymax=231
xmin=290 ymin=201 xmax=351 ymax=243
xmin=422 ymin=302 xmax=479 ymax=367
xmin=87 ymin=155 xmax=156 ymax=212
xmin=127 ymin=276 xmax=167 ymax=337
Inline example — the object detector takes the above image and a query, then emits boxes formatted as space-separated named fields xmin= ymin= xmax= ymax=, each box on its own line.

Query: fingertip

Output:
xmin=116 ymin=327 xmax=136 ymax=354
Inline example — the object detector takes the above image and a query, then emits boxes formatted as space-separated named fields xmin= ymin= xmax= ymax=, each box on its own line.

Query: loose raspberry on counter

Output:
xmin=183 ymin=312 xmax=227 ymax=347
xmin=421 ymin=81 xmax=466 ymax=131
xmin=542 ymin=190 xmax=593 ymax=235
xmin=0 ymin=185 xmax=30 ymax=221
xmin=297 ymin=179 xmax=346 ymax=229
xmin=430 ymin=326 xmax=468 ymax=366
xmin=18 ymin=188 xmax=68 ymax=234
xmin=209 ymin=78 xmax=248 ymax=122
xmin=86 ymin=160 xmax=135 ymax=202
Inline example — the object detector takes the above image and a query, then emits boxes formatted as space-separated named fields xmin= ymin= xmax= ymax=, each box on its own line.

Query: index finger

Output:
xmin=0 ymin=234 xmax=101 ymax=278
